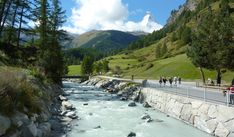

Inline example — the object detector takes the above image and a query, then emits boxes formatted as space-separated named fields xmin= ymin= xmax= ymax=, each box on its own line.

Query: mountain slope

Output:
xmin=67 ymin=30 xmax=141 ymax=53
xmin=101 ymin=0 xmax=234 ymax=82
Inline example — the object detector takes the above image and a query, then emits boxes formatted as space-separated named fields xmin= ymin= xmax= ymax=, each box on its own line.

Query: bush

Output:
xmin=0 ymin=68 xmax=42 ymax=115
xmin=145 ymin=63 xmax=154 ymax=70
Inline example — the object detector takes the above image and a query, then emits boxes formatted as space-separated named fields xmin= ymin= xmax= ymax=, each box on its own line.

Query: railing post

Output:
xmin=227 ymin=90 xmax=230 ymax=107
xmin=204 ymin=86 xmax=206 ymax=102
xmin=187 ymin=87 xmax=189 ymax=98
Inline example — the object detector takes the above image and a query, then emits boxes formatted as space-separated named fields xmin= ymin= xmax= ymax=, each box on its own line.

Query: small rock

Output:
xmin=59 ymin=95 xmax=68 ymax=101
xmin=83 ymin=103 xmax=88 ymax=106
xmin=128 ymin=102 xmax=137 ymax=107
xmin=146 ymin=118 xmax=153 ymax=123
xmin=94 ymin=126 xmax=101 ymax=129
xmin=89 ymin=113 xmax=93 ymax=116
xmin=127 ymin=132 xmax=136 ymax=137
xmin=166 ymin=115 xmax=170 ymax=117
xmin=143 ymin=102 xmax=151 ymax=108
xmin=120 ymin=97 xmax=127 ymax=101
xmin=62 ymin=101 xmax=73 ymax=110
xmin=141 ymin=114 xmax=151 ymax=120
xmin=65 ymin=111 xmax=78 ymax=119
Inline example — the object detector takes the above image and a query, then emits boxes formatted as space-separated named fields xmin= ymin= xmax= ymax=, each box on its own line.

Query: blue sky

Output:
xmin=61 ymin=0 xmax=186 ymax=34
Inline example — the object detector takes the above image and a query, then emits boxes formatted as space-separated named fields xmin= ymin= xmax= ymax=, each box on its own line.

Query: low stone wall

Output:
xmin=141 ymin=88 xmax=234 ymax=137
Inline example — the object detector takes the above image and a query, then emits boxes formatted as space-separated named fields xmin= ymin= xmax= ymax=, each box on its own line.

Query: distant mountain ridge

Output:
xmin=64 ymin=30 xmax=141 ymax=54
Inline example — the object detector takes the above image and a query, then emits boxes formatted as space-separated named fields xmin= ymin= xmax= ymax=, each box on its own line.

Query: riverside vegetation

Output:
xmin=0 ymin=0 xmax=68 ymax=136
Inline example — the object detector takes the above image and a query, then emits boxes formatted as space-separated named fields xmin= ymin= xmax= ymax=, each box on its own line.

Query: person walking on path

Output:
xmin=178 ymin=77 xmax=181 ymax=84
xmin=174 ymin=76 xmax=178 ymax=86
xmin=159 ymin=77 xmax=163 ymax=87
xmin=163 ymin=77 xmax=167 ymax=86
xmin=169 ymin=77 xmax=173 ymax=87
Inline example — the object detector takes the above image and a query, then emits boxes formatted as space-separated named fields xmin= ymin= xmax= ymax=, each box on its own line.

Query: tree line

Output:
xmin=187 ymin=0 xmax=234 ymax=85
xmin=0 ymin=0 xmax=67 ymax=84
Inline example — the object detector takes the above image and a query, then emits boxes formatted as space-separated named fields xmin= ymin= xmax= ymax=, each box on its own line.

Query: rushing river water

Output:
xmin=63 ymin=81 xmax=212 ymax=137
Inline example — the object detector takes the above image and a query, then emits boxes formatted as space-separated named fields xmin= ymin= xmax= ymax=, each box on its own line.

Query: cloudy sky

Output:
xmin=61 ymin=0 xmax=185 ymax=34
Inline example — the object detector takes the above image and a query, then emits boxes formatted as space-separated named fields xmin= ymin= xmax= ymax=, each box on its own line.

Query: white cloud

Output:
xmin=63 ymin=0 xmax=163 ymax=34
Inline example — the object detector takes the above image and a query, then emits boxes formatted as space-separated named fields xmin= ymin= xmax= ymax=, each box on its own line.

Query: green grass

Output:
xmin=68 ymin=65 xmax=81 ymax=75
xmin=107 ymin=54 xmax=234 ymax=83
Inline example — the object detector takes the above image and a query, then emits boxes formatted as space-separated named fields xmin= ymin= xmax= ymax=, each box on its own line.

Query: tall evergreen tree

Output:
xmin=81 ymin=56 xmax=94 ymax=75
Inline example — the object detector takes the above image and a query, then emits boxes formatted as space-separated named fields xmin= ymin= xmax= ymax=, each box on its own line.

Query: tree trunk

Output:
xmin=0 ymin=0 xmax=7 ymax=26
xmin=8 ymin=0 xmax=19 ymax=44
xmin=0 ymin=1 xmax=12 ymax=36
xmin=17 ymin=6 xmax=24 ymax=47
xmin=216 ymin=69 xmax=222 ymax=86
xmin=199 ymin=67 xmax=206 ymax=85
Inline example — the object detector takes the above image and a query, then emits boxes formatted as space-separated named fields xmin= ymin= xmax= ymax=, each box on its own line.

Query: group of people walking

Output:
xmin=159 ymin=76 xmax=181 ymax=87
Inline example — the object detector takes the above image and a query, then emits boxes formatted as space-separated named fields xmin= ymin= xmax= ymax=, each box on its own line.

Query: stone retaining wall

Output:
xmin=141 ymin=88 xmax=234 ymax=137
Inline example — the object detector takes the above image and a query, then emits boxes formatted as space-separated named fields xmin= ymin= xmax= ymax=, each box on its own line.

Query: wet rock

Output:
xmin=59 ymin=95 xmax=68 ymax=101
xmin=120 ymin=97 xmax=127 ymax=101
xmin=62 ymin=101 xmax=73 ymax=110
xmin=127 ymin=132 xmax=136 ymax=137
xmin=89 ymin=113 xmax=93 ymax=116
xmin=94 ymin=126 xmax=101 ymax=129
xmin=0 ymin=115 xmax=11 ymax=136
xmin=143 ymin=102 xmax=151 ymax=108
xmin=141 ymin=114 xmax=151 ymax=120
xmin=146 ymin=118 xmax=153 ymax=123
xmin=128 ymin=102 xmax=137 ymax=107
xmin=83 ymin=103 xmax=88 ymax=106
xmin=65 ymin=111 xmax=78 ymax=119
xmin=22 ymin=122 xmax=37 ymax=137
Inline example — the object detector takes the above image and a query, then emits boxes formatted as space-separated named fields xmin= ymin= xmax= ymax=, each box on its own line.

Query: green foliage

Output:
xmin=188 ymin=1 xmax=234 ymax=83
xmin=113 ymin=65 xmax=122 ymax=75
xmin=81 ymin=56 xmax=94 ymax=75
xmin=0 ymin=68 xmax=42 ymax=115
xmin=155 ymin=44 xmax=161 ymax=58
xmin=67 ymin=65 xmax=81 ymax=76
xmin=161 ymin=43 xmax=168 ymax=57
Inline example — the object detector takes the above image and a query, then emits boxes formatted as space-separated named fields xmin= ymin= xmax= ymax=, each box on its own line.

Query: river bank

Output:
xmin=0 ymin=68 xmax=78 ymax=137
xmin=59 ymin=77 xmax=213 ymax=137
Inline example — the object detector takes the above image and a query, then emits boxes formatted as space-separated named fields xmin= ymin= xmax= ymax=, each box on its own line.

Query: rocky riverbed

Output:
xmin=61 ymin=78 xmax=212 ymax=137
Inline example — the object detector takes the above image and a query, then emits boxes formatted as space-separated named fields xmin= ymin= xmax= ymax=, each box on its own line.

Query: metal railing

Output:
xmin=144 ymin=81 xmax=234 ymax=107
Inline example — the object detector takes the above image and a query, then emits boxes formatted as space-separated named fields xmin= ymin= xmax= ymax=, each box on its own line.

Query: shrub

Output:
xmin=145 ymin=63 xmax=154 ymax=70
xmin=0 ymin=68 xmax=42 ymax=115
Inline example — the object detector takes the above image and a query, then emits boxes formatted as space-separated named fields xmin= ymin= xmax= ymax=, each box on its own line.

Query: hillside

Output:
xmin=66 ymin=30 xmax=141 ymax=54
xmin=67 ymin=0 xmax=234 ymax=83
xmin=106 ymin=54 xmax=234 ymax=82
xmin=102 ymin=0 xmax=234 ymax=83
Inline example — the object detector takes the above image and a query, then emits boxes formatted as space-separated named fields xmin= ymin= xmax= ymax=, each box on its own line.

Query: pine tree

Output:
xmin=81 ymin=56 xmax=94 ymax=75
xmin=155 ymin=44 xmax=161 ymax=58
xmin=161 ymin=43 xmax=168 ymax=56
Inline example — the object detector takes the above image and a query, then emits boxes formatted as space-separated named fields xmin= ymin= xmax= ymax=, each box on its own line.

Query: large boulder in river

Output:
xmin=0 ymin=115 xmax=11 ymax=136
xmin=128 ymin=102 xmax=137 ymax=107
xmin=127 ymin=132 xmax=136 ymax=137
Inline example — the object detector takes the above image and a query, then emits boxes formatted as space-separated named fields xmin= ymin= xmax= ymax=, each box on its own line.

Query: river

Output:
xmin=63 ymin=81 xmax=212 ymax=137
